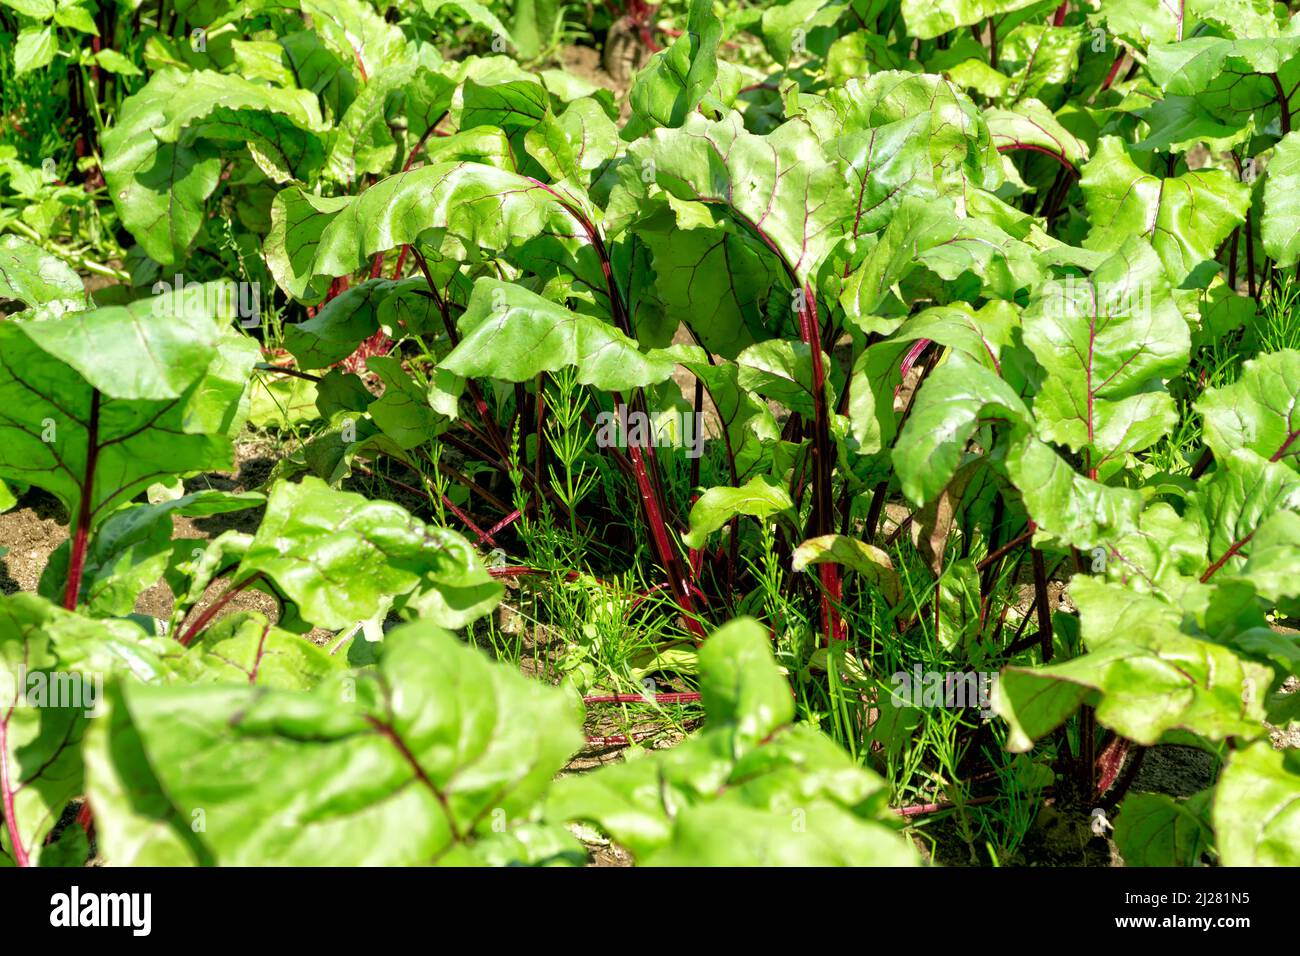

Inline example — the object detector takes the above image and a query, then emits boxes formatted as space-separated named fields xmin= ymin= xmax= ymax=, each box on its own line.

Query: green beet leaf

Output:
xmin=791 ymin=535 xmax=901 ymax=605
xmin=0 ymin=235 xmax=87 ymax=311
xmin=630 ymin=111 xmax=852 ymax=284
xmin=1114 ymin=791 xmax=1213 ymax=867
xmin=996 ymin=578 xmax=1272 ymax=750
xmin=1080 ymin=137 xmax=1250 ymax=284
xmin=184 ymin=611 xmax=346 ymax=689
xmin=84 ymin=620 xmax=583 ymax=865
xmin=0 ymin=290 xmax=256 ymax=541
xmin=683 ymin=475 xmax=795 ymax=549
xmin=546 ymin=618 xmax=917 ymax=865
xmin=267 ymin=161 xmax=594 ymax=302
xmin=37 ymin=491 xmax=265 ymax=618
xmin=441 ymin=278 xmax=677 ymax=391
xmin=1213 ymin=740 xmax=1300 ymax=865
xmin=225 ymin=477 xmax=501 ymax=631
xmin=0 ymin=594 xmax=176 ymax=866
xmin=1022 ymin=239 xmax=1190 ymax=479
xmin=1195 ymin=349 xmax=1300 ymax=471
xmin=103 ymin=69 xmax=325 ymax=265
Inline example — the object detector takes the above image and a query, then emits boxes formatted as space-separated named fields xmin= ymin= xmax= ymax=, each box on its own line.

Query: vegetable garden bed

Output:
xmin=0 ymin=0 xmax=1297 ymax=868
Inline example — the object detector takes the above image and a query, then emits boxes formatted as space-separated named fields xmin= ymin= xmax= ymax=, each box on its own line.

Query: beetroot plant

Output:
xmin=0 ymin=0 xmax=1297 ymax=867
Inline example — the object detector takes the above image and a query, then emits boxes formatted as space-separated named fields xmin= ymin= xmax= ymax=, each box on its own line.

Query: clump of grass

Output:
xmin=1257 ymin=271 xmax=1300 ymax=354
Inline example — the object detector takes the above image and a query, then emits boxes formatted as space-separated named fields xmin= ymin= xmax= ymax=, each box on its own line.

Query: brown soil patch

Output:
xmin=0 ymin=438 xmax=329 ymax=641
xmin=560 ymin=43 xmax=630 ymax=100
xmin=0 ymin=494 xmax=68 ymax=596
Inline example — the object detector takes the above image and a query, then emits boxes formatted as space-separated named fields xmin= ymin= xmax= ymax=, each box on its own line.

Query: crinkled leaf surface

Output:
xmin=1100 ymin=501 xmax=1209 ymax=599
xmin=0 ymin=594 xmax=174 ymax=865
xmin=230 ymin=477 xmax=501 ymax=631
xmin=840 ymin=198 xmax=1038 ymax=327
xmin=103 ymin=69 xmax=324 ymax=265
xmin=185 ymin=611 xmax=345 ymax=689
xmin=1095 ymin=0 xmax=1282 ymax=47
xmin=441 ymin=279 xmax=676 ymax=391
xmin=901 ymin=0 xmax=1040 ymax=41
xmin=1080 ymin=137 xmax=1250 ymax=283
xmin=1006 ymin=434 xmax=1144 ymax=550
xmin=1022 ymin=240 xmax=1190 ymax=478
xmin=85 ymin=621 xmax=583 ymax=865
xmin=1195 ymin=349 xmax=1300 ymax=471
xmin=524 ymin=99 xmax=619 ymax=186
xmin=630 ymin=217 xmax=780 ymax=359
xmin=996 ymin=578 xmax=1271 ymax=750
xmin=1213 ymin=740 xmax=1300 ymax=866
xmin=1230 ymin=509 xmax=1300 ymax=604
xmin=267 ymin=161 xmax=594 ymax=301
xmin=1147 ymin=34 xmax=1300 ymax=117
xmin=0 ymin=236 xmax=86 ymax=310
xmin=0 ymin=292 xmax=256 ymax=528
xmin=1188 ymin=449 xmax=1300 ymax=605
xmin=829 ymin=111 xmax=935 ymax=239
xmin=823 ymin=72 xmax=1002 ymax=208
xmin=631 ymin=112 xmax=852 ymax=283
